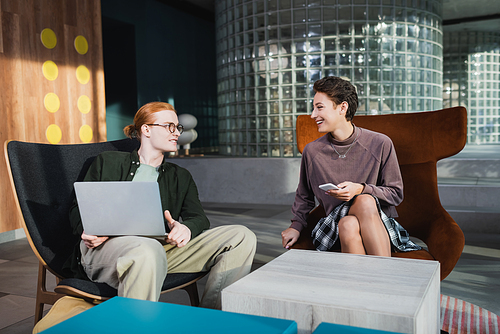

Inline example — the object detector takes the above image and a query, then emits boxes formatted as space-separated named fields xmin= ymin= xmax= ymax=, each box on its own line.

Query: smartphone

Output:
xmin=319 ymin=183 xmax=340 ymax=191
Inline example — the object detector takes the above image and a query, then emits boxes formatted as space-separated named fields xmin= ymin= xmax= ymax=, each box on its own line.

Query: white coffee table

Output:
xmin=222 ymin=250 xmax=440 ymax=334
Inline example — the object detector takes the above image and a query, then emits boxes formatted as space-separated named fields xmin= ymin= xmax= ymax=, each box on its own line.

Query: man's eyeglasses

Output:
xmin=147 ymin=123 xmax=184 ymax=134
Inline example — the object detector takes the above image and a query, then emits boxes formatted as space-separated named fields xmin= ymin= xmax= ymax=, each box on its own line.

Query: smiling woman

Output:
xmin=282 ymin=76 xmax=421 ymax=258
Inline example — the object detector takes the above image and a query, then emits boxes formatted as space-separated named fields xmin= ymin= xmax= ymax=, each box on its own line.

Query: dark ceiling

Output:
xmin=176 ymin=0 xmax=500 ymax=31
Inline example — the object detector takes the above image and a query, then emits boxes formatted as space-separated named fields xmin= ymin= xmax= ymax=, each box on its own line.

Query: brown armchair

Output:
xmin=292 ymin=107 xmax=467 ymax=280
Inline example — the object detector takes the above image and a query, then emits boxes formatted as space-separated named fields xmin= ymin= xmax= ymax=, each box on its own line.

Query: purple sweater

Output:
xmin=291 ymin=125 xmax=404 ymax=233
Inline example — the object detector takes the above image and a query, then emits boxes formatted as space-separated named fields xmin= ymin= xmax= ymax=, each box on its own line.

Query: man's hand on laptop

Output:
xmin=164 ymin=210 xmax=191 ymax=248
xmin=81 ymin=232 xmax=109 ymax=249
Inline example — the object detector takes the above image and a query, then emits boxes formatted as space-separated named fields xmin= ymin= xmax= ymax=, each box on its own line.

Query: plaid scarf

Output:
xmin=311 ymin=195 xmax=422 ymax=252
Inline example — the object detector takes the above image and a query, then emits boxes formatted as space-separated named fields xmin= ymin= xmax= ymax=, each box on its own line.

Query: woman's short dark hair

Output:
xmin=313 ymin=76 xmax=358 ymax=121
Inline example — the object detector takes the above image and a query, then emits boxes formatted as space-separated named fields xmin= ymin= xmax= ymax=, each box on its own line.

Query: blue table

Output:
xmin=313 ymin=322 xmax=404 ymax=334
xmin=41 ymin=297 xmax=297 ymax=334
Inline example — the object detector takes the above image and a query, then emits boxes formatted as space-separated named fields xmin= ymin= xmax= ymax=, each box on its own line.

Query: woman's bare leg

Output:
xmin=338 ymin=216 xmax=366 ymax=255
xmin=347 ymin=195 xmax=391 ymax=257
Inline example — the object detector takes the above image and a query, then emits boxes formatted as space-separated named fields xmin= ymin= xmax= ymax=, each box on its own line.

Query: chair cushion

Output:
xmin=57 ymin=278 xmax=117 ymax=298
xmin=391 ymin=249 xmax=435 ymax=261
xmin=161 ymin=272 xmax=207 ymax=290
xmin=57 ymin=272 xmax=208 ymax=299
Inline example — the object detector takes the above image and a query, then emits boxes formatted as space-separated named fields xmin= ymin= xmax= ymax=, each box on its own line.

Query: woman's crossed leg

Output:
xmin=337 ymin=195 xmax=391 ymax=257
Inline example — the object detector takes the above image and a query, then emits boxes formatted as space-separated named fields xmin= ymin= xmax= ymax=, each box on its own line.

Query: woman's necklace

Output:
xmin=330 ymin=129 xmax=359 ymax=159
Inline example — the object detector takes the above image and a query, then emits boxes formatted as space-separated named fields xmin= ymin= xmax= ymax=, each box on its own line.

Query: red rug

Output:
xmin=441 ymin=294 xmax=500 ymax=334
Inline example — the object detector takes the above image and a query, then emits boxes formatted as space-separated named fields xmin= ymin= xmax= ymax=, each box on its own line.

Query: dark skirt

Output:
xmin=311 ymin=194 xmax=422 ymax=252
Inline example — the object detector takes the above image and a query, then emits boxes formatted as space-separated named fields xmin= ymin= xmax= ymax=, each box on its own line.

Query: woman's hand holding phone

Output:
xmin=320 ymin=182 xmax=364 ymax=201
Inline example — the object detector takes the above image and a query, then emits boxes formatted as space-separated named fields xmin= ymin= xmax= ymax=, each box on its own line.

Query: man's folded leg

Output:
xmin=80 ymin=236 xmax=168 ymax=301
xmin=164 ymin=225 xmax=257 ymax=309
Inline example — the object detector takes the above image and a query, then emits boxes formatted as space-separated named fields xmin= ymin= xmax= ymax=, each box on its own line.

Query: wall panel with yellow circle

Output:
xmin=79 ymin=124 xmax=93 ymax=143
xmin=44 ymin=93 xmax=60 ymax=113
xmin=76 ymin=65 xmax=90 ymax=85
xmin=0 ymin=0 xmax=106 ymax=233
xmin=78 ymin=95 xmax=91 ymax=114
xmin=41 ymin=28 xmax=57 ymax=49
xmin=46 ymin=124 xmax=62 ymax=144
xmin=75 ymin=35 xmax=89 ymax=55
xmin=42 ymin=60 xmax=58 ymax=81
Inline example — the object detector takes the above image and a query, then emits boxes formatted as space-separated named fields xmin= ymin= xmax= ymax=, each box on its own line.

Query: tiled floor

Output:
xmin=0 ymin=202 xmax=499 ymax=333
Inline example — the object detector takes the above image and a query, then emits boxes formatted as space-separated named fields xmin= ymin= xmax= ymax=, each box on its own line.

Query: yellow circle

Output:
xmin=79 ymin=125 xmax=93 ymax=143
xmin=46 ymin=124 xmax=62 ymax=144
xmin=42 ymin=61 xmax=58 ymax=81
xmin=74 ymin=35 xmax=88 ymax=55
xmin=41 ymin=28 xmax=57 ymax=49
xmin=44 ymin=93 xmax=60 ymax=113
xmin=76 ymin=65 xmax=90 ymax=84
xmin=77 ymin=95 xmax=91 ymax=114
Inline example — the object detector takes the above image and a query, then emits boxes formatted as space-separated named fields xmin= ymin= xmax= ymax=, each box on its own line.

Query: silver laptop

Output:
xmin=74 ymin=181 xmax=167 ymax=237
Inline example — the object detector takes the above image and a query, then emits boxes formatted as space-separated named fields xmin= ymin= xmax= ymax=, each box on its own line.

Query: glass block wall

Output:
xmin=443 ymin=32 xmax=500 ymax=144
xmin=215 ymin=0 xmax=443 ymax=157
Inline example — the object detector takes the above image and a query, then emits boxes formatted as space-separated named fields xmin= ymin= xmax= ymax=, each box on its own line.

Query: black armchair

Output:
xmin=4 ymin=139 xmax=207 ymax=324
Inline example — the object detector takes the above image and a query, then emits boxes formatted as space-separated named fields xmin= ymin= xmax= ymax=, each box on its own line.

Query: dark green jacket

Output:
xmin=62 ymin=150 xmax=210 ymax=279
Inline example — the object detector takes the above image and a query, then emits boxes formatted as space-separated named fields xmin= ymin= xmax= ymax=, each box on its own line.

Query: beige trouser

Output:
xmin=80 ymin=225 xmax=256 ymax=309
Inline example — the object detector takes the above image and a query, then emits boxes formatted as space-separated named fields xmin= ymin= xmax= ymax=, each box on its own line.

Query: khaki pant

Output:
xmin=80 ymin=225 xmax=256 ymax=309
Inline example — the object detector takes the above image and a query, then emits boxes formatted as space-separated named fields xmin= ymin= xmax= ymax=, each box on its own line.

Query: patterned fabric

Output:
xmin=440 ymin=294 xmax=500 ymax=334
xmin=311 ymin=194 xmax=422 ymax=252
